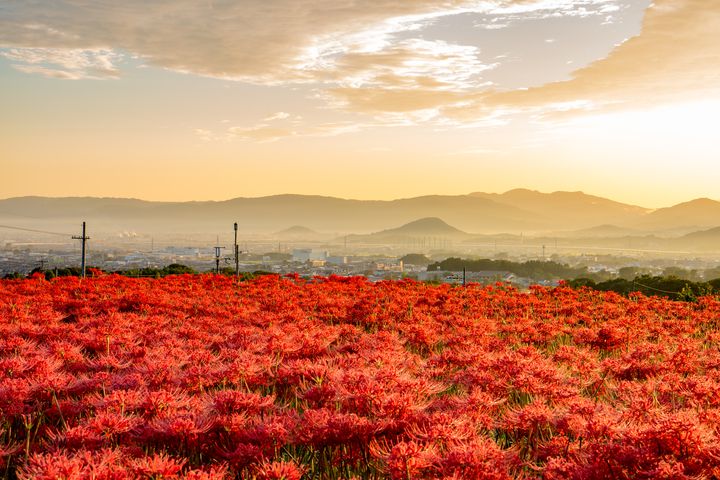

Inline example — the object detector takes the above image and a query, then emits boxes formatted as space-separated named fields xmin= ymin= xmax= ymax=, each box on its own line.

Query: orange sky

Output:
xmin=1 ymin=0 xmax=719 ymax=208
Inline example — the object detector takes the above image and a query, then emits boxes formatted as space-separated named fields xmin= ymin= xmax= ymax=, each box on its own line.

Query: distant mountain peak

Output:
xmin=503 ymin=188 xmax=540 ymax=194
xmin=404 ymin=217 xmax=456 ymax=227
xmin=676 ymin=197 xmax=719 ymax=207
xmin=378 ymin=217 xmax=466 ymax=236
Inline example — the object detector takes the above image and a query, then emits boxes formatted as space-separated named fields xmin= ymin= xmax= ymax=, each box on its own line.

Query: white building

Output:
xmin=327 ymin=255 xmax=348 ymax=265
xmin=292 ymin=249 xmax=328 ymax=262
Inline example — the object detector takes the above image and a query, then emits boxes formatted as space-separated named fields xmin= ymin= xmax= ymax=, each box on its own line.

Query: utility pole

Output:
xmin=214 ymin=245 xmax=225 ymax=274
xmin=233 ymin=222 xmax=239 ymax=278
xmin=72 ymin=221 xmax=89 ymax=278
xmin=214 ymin=234 xmax=225 ymax=274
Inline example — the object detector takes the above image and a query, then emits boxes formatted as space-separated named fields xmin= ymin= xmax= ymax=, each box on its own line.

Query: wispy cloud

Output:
xmin=227 ymin=126 xmax=297 ymax=143
xmin=0 ymin=47 xmax=120 ymax=79
xmin=264 ymin=112 xmax=292 ymax=122
xmin=196 ymin=112 xmax=366 ymax=143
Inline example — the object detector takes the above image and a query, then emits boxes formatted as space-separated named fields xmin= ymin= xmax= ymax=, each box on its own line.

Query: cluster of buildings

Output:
xmin=256 ymin=249 xmax=415 ymax=281
xmin=3 ymin=238 xmax=715 ymax=287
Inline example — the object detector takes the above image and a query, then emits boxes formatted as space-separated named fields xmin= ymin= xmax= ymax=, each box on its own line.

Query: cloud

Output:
xmin=227 ymin=125 xmax=297 ymax=143
xmin=193 ymin=128 xmax=218 ymax=142
xmin=264 ymin=112 xmax=291 ymax=122
xmin=0 ymin=47 xmax=120 ymax=79
xmin=205 ymin=110 xmax=367 ymax=143
xmin=225 ymin=120 xmax=365 ymax=142
xmin=327 ymin=87 xmax=471 ymax=114
xmin=0 ymin=1 xmax=622 ymax=83
xmin=0 ymin=1 xmax=483 ymax=81
xmin=480 ymin=0 xmax=720 ymax=113
xmin=3 ymin=0 xmax=711 ymax=125
xmin=321 ymin=38 xmax=495 ymax=90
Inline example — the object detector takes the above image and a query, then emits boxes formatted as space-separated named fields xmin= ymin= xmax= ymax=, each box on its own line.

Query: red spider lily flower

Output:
xmin=438 ymin=438 xmax=516 ymax=479
xmin=0 ymin=441 xmax=20 ymax=470
xmin=139 ymin=389 xmax=193 ymax=418
xmin=217 ymin=442 xmax=264 ymax=470
xmin=183 ymin=464 xmax=231 ymax=479
xmin=130 ymin=452 xmax=186 ymax=477
xmin=208 ymin=390 xmax=275 ymax=416
xmin=86 ymin=411 xmax=141 ymax=442
xmin=18 ymin=448 xmax=130 ymax=480
xmin=252 ymin=460 xmax=305 ymax=480
xmin=92 ymin=388 xmax=146 ymax=414
xmin=17 ymin=452 xmax=85 ymax=480
xmin=370 ymin=440 xmax=438 ymax=480
xmin=295 ymin=408 xmax=375 ymax=449
xmin=143 ymin=413 xmax=215 ymax=450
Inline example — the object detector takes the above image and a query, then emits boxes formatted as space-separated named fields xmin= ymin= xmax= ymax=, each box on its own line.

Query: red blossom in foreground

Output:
xmin=2 ymin=274 xmax=720 ymax=478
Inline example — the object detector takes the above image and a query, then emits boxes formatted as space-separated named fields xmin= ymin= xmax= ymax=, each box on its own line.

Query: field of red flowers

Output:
xmin=2 ymin=273 xmax=720 ymax=479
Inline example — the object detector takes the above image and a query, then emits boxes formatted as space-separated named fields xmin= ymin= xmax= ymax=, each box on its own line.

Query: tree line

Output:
xmin=567 ymin=275 xmax=720 ymax=302
xmin=3 ymin=264 xmax=272 ymax=281
xmin=426 ymin=257 xmax=589 ymax=280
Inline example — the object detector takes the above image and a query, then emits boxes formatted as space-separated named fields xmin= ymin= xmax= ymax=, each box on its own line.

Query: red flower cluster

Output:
xmin=1 ymin=274 xmax=720 ymax=478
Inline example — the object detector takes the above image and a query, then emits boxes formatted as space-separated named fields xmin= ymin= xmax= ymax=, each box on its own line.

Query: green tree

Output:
xmin=400 ymin=253 xmax=431 ymax=265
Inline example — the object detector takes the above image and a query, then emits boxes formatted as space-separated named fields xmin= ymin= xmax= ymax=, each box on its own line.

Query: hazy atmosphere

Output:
xmin=5 ymin=3 xmax=720 ymax=479
xmin=2 ymin=0 xmax=719 ymax=206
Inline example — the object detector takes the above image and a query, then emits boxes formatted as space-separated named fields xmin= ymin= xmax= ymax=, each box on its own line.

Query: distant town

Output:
xmin=3 ymin=227 xmax=718 ymax=290
xmin=2 ymin=192 xmax=719 ymax=287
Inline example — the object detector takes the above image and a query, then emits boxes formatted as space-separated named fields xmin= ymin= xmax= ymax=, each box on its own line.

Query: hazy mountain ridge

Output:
xmin=0 ymin=194 xmax=537 ymax=233
xmin=562 ymin=224 xmax=640 ymax=238
xmin=0 ymin=191 xmax=718 ymax=236
xmin=471 ymin=189 xmax=651 ymax=227
xmin=675 ymin=226 xmax=720 ymax=250
xmin=639 ymin=198 xmax=720 ymax=231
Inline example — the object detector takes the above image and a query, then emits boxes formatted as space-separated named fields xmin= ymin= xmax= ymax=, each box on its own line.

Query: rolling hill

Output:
xmin=470 ymin=189 xmax=650 ymax=227
xmin=274 ymin=225 xmax=328 ymax=241
xmin=373 ymin=217 xmax=466 ymax=237
xmin=639 ymin=198 xmax=720 ymax=231
xmin=674 ymin=226 xmax=720 ymax=250
xmin=345 ymin=217 xmax=468 ymax=245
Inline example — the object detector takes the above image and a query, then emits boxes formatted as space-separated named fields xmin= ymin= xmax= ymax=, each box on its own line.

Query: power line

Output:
xmin=632 ymin=280 xmax=683 ymax=296
xmin=0 ymin=224 xmax=72 ymax=237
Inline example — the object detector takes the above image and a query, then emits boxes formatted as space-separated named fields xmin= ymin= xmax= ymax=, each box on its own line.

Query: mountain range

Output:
xmin=346 ymin=217 xmax=720 ymax=252
xmin=0 ymin=189 xmax=718 ymax=236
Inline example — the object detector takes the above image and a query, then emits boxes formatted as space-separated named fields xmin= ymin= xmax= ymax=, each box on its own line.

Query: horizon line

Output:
xmin=3 ymin=189 xmax=718 ymax=210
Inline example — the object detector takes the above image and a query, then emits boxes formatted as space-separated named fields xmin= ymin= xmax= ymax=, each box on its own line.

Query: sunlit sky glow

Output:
xmin=1 ymin=0 xmax=719 ymax=207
